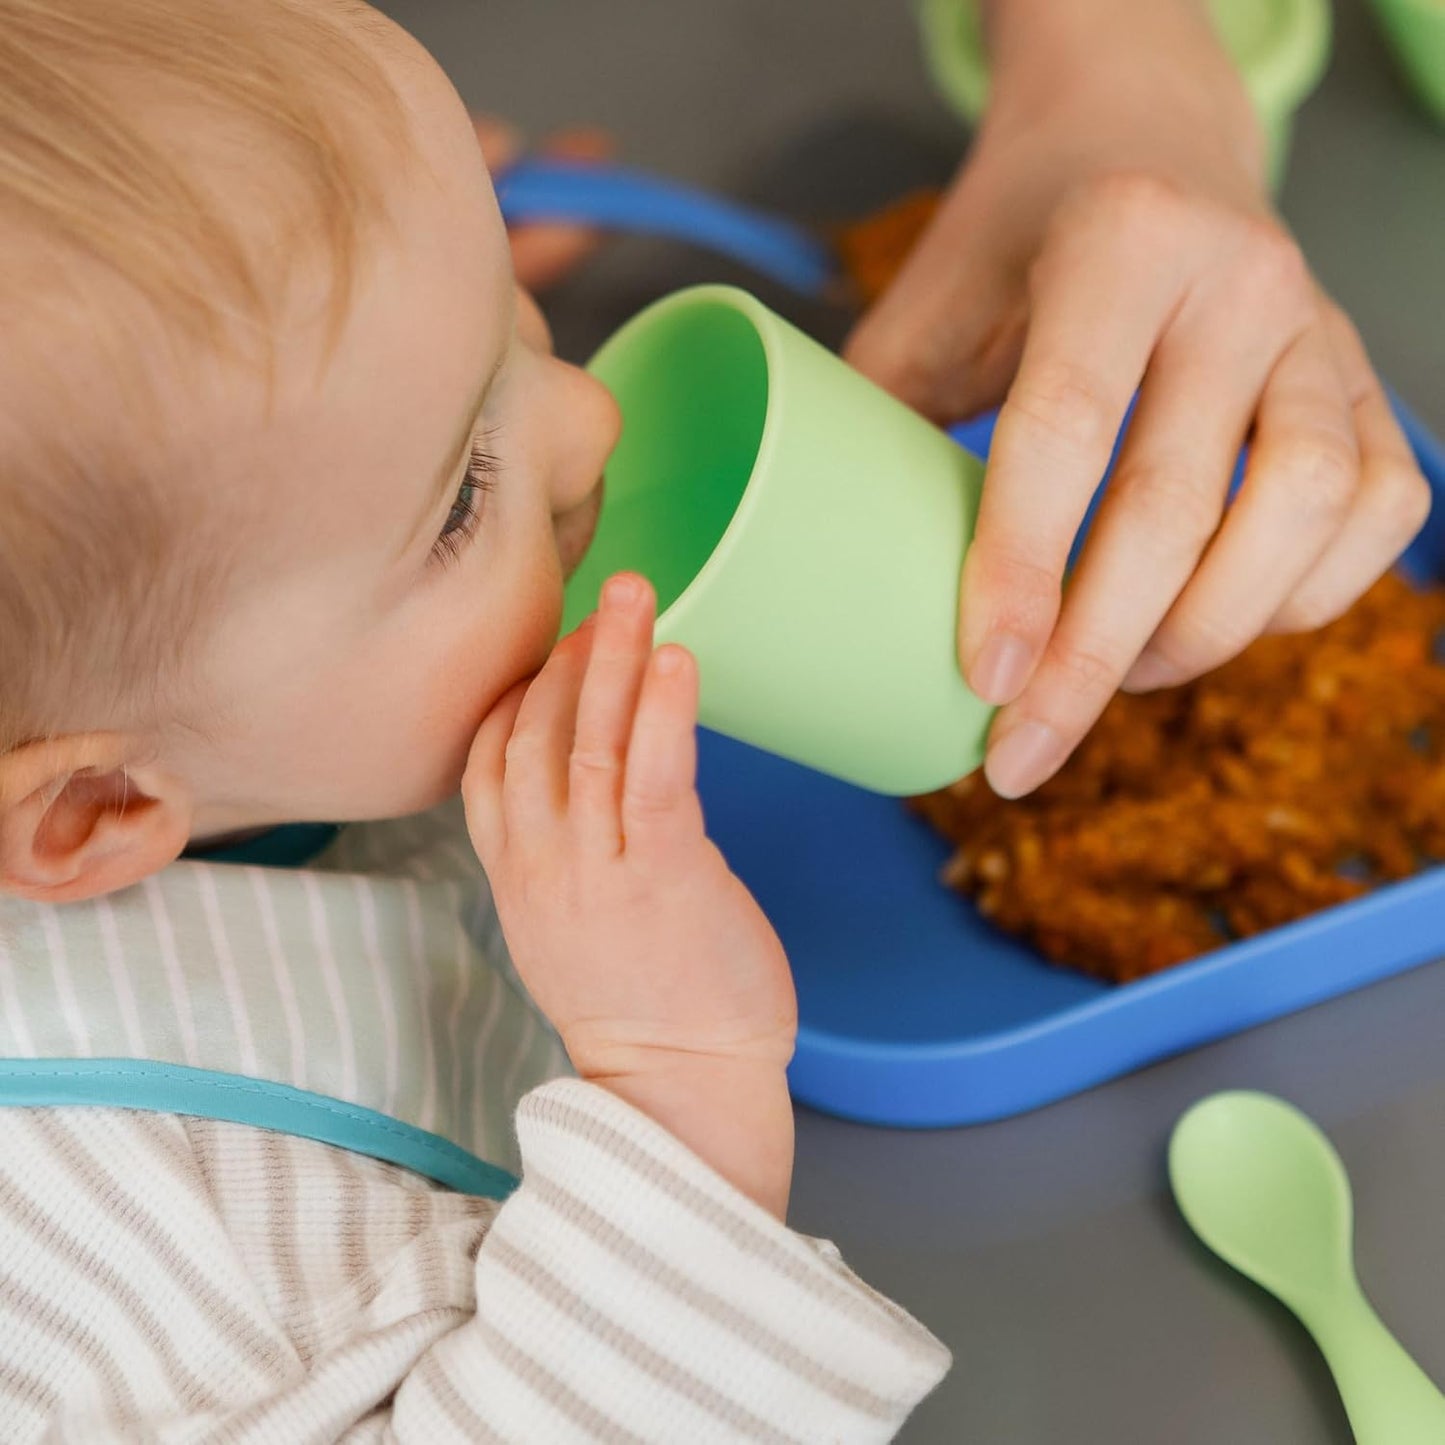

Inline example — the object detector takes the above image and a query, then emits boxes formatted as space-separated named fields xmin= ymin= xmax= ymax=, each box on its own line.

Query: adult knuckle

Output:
xmin=502 ymin=730 xmax=540 ymax=773
xmin=1045 ymin=637 xmax=1121 ymax=704
xmin=1238 ymin=221 xmax=1310 ymax=299
xmin=1035 ymin=173 xmax=1182 ymax=288
xmin=973 ymin=548 xmax=1062 ymax=636
xmin=1088 ymin=170 xmax=1184 ymax=242
xmin=1114 ymin=464 xmax=1220 ymax=554
xmin=569 ymin=745 xmax=623 ymax=780
xmin=1321 ymin=298 xmax=1363 ymax=355
xmin=1006 ymin=360 xmax=1116 ymax=458
xmin=1376 ymin=462 xmax=1433 ymax=539
xmin=1266 ymin=433 xmax=1359 ymax=522
xmin=623 ymin=780 xmax=681 ymax=821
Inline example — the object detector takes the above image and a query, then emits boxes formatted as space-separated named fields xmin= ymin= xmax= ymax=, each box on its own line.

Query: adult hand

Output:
xmin=846 ymin=0 xmax=1430 ymax=797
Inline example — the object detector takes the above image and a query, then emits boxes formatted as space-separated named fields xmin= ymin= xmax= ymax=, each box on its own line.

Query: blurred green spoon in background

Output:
xmin=1170 ymin=1091 xmax=1445 ymax=1443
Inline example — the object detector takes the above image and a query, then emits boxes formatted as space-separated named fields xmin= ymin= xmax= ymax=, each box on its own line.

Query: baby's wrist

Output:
xmin=581 ymin=1052 xmax=795 ymax=1220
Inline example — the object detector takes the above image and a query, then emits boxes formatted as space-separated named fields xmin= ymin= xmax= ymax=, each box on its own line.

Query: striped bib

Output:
xmin=0 ymin=799 xmax=570 ymax=1198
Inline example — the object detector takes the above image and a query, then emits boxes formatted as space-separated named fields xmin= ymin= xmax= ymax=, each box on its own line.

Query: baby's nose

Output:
xmin=549 ymin=360 xmax=621 ymax=514
xmin=515 ymin=287 xmax=554 ymax=355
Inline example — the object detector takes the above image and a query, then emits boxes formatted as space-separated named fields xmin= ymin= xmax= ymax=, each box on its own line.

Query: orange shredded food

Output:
xmin=832 ymin=189 xmax=944 ymax=305
xmin=911 ymin=574 xmax=1445 ymax=981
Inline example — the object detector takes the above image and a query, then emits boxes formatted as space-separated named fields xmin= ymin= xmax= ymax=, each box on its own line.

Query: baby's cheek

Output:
xmin=423 ymin=566 xmax=564 ymax=786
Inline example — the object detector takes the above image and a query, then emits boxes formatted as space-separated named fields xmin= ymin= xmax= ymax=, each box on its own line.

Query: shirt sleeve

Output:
xmin=390 ymin=1077 xmax=951 ymax=1443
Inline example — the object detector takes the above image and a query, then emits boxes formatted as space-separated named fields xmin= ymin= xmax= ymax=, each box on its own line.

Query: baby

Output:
xmin=0 ymin=0 xmax=948 ymax=1440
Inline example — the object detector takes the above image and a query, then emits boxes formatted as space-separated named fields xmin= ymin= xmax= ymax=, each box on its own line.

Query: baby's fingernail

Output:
xmin=985 ymin=720 xmax=1062 ymax=799
xmin=654 ymin=646 xmax=686 ymax=677
xmin=970 ymin=632 xmax=1035 ymax=705
xmin=602 ymin=574 xmax=644 ymax=609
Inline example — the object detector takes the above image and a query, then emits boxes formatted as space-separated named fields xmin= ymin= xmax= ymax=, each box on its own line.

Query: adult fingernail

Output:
xmin=985 ymin=720 xmax=1062 ymax=799
xmin=970 ymin=632 xmax=1035 ymax=705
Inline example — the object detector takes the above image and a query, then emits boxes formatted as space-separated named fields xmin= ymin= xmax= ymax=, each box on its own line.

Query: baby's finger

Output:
xmin=462 ymin=681 xmax=530 ymax=864
xmin=1124 ymin=323 xmax=1359 ymax=692
xmin=963 ymin=180 xmax=1191 ymax=707
xmin=622 ymin=645 xmax=703 ymax=857
xmin=501 ymin=621 xmax=595 ymax=841
xmin=570 ymin=574 xmax=655 ymax=857
xmin=1267 ymin=310 xmax=1431 ymax=633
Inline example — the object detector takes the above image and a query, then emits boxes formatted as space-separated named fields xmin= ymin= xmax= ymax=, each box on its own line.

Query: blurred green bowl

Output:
xmin=1369 ymin=0 xmax=1445 ymax=125
xmin=918 ymin=0 xmax=1333 ymax=191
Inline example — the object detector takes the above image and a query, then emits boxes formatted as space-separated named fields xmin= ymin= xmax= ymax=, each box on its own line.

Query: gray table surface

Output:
xmin=381 ymin=3 xmax=1445 ymax=1439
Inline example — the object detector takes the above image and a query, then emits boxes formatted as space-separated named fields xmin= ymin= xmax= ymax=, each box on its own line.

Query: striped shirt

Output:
xmin=0 ymin=801 xmax=950 ymax=1441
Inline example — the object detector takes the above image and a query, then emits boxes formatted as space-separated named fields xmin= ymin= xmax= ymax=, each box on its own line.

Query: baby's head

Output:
xmin=0 ymin=0 xmax=619 ymax=900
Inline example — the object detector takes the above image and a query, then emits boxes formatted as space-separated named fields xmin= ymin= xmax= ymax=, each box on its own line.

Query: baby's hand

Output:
xmin=463 ymin=575 xmax=797 ymax=1216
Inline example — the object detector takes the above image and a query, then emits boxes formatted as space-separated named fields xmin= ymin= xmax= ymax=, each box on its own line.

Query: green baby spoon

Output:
xmin=1169 ymin=1091 xmax=1445 ymax=1443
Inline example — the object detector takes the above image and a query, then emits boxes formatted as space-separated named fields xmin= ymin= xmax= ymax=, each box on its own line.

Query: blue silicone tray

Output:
xmin=697 ymin=393 xmax=1445 ymax=1127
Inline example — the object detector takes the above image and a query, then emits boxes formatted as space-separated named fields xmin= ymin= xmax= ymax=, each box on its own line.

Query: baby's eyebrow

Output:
xmin=399 ymin=347 xmax=506 ymax=560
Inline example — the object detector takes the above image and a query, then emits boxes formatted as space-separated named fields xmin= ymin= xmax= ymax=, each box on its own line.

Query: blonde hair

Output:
xmin=0 ymin=0 xmax=405 ymax=763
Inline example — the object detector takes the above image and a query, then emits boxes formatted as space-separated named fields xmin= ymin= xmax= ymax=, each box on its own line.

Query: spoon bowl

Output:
xmin=1170 ymin=1091 xmax=1354 ymax=1313
xmin=1169 ymin=1090 xmax=1445 ymax=1444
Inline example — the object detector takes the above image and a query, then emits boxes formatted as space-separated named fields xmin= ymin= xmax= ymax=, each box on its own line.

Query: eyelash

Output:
xmin=431 ymin=432 xmax=501 ymax=567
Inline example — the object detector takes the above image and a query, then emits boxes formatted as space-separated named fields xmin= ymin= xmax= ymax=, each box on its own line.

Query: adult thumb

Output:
xmin=842 ymin=178 xmax=1024 ymax=425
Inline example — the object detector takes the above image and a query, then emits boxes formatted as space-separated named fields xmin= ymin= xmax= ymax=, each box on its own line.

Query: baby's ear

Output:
xmin=0 ymin=735 xmax=192 ymax=902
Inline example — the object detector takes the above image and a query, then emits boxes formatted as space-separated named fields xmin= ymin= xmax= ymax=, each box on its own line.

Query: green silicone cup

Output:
xmin=1369 ymin=0 xmax=1445 ymax=126
xmin=562 ymin=285 xmax=992 ymax=796
xmin=918 ymin=0 xmax=1333 ymax=192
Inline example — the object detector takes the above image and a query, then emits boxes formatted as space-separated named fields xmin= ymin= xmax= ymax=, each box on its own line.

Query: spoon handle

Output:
xmin=1311 ymin=1287 xmax=1445 ymax=1445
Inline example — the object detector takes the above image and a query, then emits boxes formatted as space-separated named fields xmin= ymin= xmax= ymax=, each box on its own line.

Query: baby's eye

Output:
xmin=431 ymin=436 xmax=500 ymax=567
xmin=440 ymin=478 xmax=480 ymax=539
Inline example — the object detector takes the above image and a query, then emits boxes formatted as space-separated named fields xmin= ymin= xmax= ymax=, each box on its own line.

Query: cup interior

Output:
xmin=562 ymin=298 xmax=768 ymax=631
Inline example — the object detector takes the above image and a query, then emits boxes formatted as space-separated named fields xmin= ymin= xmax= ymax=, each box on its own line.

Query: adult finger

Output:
xmin=843 ymin=173 xmax=1025 ymax=423
xmin=981 ymin=250 xmax=1299 ymax=797
xmin=961 ymin=176 xmax=1192 ymax=708
xmin=569 ymin=574 xmax=656 ymax=857
xmin=1266 ymin=307 xmax=1432 ymax=633
xmin=1124 ymin=320 xmax=1359 ymax=692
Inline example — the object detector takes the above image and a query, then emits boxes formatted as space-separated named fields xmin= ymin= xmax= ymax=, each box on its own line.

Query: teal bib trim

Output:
xmin=184 ymin=823 xmax=342 ymax=869
xmin=0 ymin=1059 xmax=519 ymax=1200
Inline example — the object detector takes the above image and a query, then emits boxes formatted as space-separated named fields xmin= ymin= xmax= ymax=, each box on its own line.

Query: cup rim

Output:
xmin=585 ymin=283 xmax=785 ymax=635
